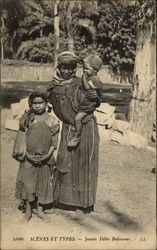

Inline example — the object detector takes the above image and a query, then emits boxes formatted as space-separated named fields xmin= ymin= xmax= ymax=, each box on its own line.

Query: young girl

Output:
xmin=14 ymin=91 xmax=59 ymax=223
xmin=68 ymin=53 xmax=103 ymax=147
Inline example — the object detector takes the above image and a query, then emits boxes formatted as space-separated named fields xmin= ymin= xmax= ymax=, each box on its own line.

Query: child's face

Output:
xmin=31 ymin=97 xmax=46 ymax=114
xmin=83 ymin=63 xmax=96 ymax=76
xmin=59 ymin=64 xmax=75 ymax=79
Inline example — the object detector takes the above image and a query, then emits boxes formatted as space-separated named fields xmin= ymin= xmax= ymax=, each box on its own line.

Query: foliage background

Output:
xmin=0 ymin=0 xmax=155 ymax=74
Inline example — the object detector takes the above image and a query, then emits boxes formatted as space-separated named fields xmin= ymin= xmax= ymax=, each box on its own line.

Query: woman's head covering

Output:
xmin=48 ymin=51 xmax=79 ymax=86
xmin=83 ymin=54 xmax=103 ymax=71
xmin=57 ymin=51 xmax=79 ymax=68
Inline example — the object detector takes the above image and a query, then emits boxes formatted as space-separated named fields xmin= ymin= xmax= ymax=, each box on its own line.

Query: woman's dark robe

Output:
xmin=48 ymin=77 xmax=100 ymax=209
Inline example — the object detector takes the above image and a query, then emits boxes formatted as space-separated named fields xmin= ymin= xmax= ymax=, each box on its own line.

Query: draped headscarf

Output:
xmin=57 ymin=51 xmax=79 ymax=67
xmin=52 ymin=51 xmax=79 ymax=86
xmin=52 ymin=68 xmax=75 ymax=86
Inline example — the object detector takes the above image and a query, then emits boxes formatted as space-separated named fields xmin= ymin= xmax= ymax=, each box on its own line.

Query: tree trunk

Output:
xmin=129 ymin=26 xmax=156 ymax=141
xmin=10 ymin=31 xmax=16 ymax=58
xmin=40 ymin=28 xmax=43 ymax=37
xmin=1 ymin=17 xmax=5 ymax=60
xmin=1 ymin=38 xmax=4 ymax=60
xmin=54 ymin=0 xmax=60 ymax=68
xmin=66 ymin=1 xmax=75 ymax=52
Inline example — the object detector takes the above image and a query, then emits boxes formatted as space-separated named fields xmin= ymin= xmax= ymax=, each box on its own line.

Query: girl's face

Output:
xmin=31 ymin=97 xmax=46 ymax=114
xmin=59 ymin=64 xmax=75 ymax=79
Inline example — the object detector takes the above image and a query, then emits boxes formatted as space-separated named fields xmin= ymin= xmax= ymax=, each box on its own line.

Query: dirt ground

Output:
xmin=1 ymin=109 xmax=156 ymax=250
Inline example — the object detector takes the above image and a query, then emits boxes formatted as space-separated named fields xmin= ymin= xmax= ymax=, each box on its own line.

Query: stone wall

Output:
xmin=1 ymin=64 xmax=133 ymax=83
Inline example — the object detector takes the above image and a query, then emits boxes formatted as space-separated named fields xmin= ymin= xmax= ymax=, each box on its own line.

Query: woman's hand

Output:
xmin=19 ymin=112 xmax=29 ymax=132
xmin=19 ymin=111 xmax=35 ymax=132
xmin=86 ymin=89 xmax=98 ymax=99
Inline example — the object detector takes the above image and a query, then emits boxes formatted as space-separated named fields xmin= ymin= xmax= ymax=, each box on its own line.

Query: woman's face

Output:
xmin=31 ymin=97 xmax=46 ymax=114
xmin=59 ymin=64 xmax=75 ymax=79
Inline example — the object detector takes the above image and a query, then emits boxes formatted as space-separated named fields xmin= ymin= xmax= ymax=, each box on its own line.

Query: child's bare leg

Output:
xmin=75 ymin=112 xmax=87 ymax=137
xmin=23 ymin=200 xmax=32 ymax=224
xmin=37 ymin=203 xmax=45 ymax=219
xmin=18 ymin=199 xmax=26 ymax=213
xmin=68 ymin=112 xmax=87 ymax=147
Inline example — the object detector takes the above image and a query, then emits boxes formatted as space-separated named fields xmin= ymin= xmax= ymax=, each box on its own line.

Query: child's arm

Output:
xmin=40 ymin=119 xmax=59 ymax=163
xmin=19 ymin=110 xmax=35 ymax=132
xmin=41 ymin=145 xmax=56 ymax=162
xmin=83 ymin=73 xmax=98 ymax=91
xmin=39 ymin=123 xmax=59 ymax=162
xmin=86 ymin=76 xmax=102 ymax=100
xmin=82 ymin=72 xmax=90 ymax=90
xmin=25 ymin=145 xmax=56 ymax=164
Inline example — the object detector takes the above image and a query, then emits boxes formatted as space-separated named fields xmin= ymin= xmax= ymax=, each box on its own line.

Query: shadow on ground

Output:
xmin=47 ymin=200 xmax=142 ymax=234
xmin=90 ymin=201 xmax=141 ymax=232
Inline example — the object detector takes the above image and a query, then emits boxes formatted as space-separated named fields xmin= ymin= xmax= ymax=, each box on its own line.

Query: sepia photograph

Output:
xmin=1 ymin=0 xmax=156 ymax=249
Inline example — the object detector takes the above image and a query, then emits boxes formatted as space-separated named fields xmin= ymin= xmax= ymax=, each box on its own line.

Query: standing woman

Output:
xmin=47 ymin=51 xmax=101 ymax=219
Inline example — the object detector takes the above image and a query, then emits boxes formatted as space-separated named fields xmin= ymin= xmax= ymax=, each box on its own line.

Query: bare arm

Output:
xmin=44 ymin=145 xmax=56 ymax=159
xmin=26 ymin=146 xmax=56 ymax=164
xmin=82 ymin=72 xmax=90 ymax=90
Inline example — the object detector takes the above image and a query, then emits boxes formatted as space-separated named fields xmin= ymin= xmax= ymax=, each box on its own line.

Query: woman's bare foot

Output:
xmin=75 ymin=209 xmax=85 ymax=220
xmin=44 ymin=207 xmax=55 ymax=214
xmin=36 ymin=205 xmax=50 ymax=221
xmin=32 ymin=208 xmax=38 ymax=215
